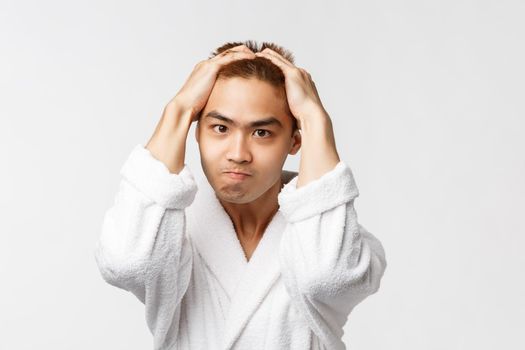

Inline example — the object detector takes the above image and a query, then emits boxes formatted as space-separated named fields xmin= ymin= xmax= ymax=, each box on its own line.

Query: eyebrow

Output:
xmin=204 ymin=110 xmax=283 ymax=129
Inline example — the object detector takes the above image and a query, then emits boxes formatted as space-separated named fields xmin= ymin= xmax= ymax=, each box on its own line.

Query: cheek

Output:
xmin=258 ymin=141 xmax=289 ymax=164
xmin=200 ymin=144 xmax=222 ymax=163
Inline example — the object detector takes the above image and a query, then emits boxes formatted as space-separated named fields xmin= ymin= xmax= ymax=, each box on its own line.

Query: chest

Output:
xmin=179 ymin=254 xmax=315 ymax=350
xmin=236 ymin=234 xmax=263 ymax=262
xmin=183 ymin=182 xmax=306 ymax=348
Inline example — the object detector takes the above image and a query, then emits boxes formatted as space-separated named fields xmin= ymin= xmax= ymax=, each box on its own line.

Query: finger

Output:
xmin=220 ymin=44 xmax=253 ymax=56
xmin=222 ymin=44 xmax=254 ymax=56
xmin=222 ymin=50 xmax=256 ymax=62
xmin=256 ymin=48 xmax=294 ymax=67
xmin=210 ymin=49 xmax=255 ymax=64
xmin=299 ymin=67 xmax=311 ymax=77
xmin=261 ymin=47 xmax=293 ymax=64
xmin=255 ymin=51 xmax=295 ymax=75
xmin=235 ymin=44 xmax=254 ymax=53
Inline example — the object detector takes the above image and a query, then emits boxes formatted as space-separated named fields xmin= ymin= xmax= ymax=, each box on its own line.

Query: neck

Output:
xmin=218 ymin=177 xmax=283 ymax=242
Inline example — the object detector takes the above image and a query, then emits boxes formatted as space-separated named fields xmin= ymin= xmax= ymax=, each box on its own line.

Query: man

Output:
xmin=94 ymin=40 xmax=387 ymax=350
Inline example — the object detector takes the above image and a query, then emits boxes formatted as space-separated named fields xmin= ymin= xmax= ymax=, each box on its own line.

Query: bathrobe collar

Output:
xmin=186 ymin=170 xmax=297 ymax=349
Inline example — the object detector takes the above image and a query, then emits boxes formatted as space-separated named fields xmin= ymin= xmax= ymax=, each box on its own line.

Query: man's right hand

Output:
xmin=145 ymin=44 xmax=256 ymax=174
xmin=172 ymin=44 xmax=256 ymax=121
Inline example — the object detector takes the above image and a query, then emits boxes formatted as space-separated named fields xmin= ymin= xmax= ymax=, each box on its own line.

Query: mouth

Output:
xmin=224 ymin=172 xmax=251 ymax=180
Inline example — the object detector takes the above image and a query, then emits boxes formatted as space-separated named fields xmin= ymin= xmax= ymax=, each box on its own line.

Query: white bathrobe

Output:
xmin=94 ymin=144 xmax=387 ymax=350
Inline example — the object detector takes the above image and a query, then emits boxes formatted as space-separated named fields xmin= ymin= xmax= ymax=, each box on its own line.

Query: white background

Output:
xmin=1 ymin=0 xmax=523 ymax=349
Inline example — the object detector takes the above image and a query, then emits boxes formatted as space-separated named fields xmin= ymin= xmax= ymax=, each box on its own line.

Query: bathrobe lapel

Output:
xmin=187 ymin=172 xmax=297 ymax=350
xmin=186 ymin=178 xmax=249 ymax=298
xmin=222 ymin=210 xmax=286 ymax=349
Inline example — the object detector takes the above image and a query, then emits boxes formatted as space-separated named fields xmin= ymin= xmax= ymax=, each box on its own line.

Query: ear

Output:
xmin=288 ymin=129 xmax=301 ymax=155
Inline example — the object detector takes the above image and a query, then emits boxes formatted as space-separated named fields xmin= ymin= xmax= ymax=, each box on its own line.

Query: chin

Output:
xmin=216 ymin=189 xmax=253 ymax=204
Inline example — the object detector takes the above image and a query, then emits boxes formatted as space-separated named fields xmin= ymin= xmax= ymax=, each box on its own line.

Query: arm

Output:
xmin=94 ymin=100 xmax=196 ymax=303
xmin=94 ymin=46 xmax=257 ymax=347
xmin=93 ymin=142 xmax=197 ymax=303
xmin=278 ymin=112 xmax=386 ymax=348
xmin=278 ymin=161 xmax=387 ymax=349
xmin=255 ymin=47 xmax=386 ymax=348
xmin=93 ymin=101 xmax=199 ymax=347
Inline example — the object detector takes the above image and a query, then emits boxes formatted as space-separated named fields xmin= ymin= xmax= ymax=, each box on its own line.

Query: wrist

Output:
xmin=165 ymin=99 xmax=195 ymax=123
xmin=160 ymin=100 xmax=194 ymax=134
xmin=298 ymin=111 xmax=331 ymax=134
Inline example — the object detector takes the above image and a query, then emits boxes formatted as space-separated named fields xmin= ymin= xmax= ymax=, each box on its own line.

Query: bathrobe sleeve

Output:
xmin=277 ymin=161 xmax=387 ymax=349
xmin=93 ymin=144 xmax=198 ymax=307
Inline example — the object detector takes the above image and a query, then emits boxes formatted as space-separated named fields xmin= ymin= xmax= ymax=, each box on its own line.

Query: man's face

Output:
xmin=195 ymin=77 xmax=301 ymax=204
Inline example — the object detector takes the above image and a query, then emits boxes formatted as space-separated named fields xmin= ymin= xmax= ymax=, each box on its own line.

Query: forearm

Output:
xmin=296 ymin=109 xmax=341 ymax=188
xmin=278 ymin=156 xmax=386 ymax=347
xmin=95 ymin=142 xmax=199 ymax=301
xmin=145 ymin=100 xmax=194 ymax=174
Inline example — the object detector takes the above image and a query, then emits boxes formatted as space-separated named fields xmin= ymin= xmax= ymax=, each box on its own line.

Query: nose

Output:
xmin=226 ymin=132 xmax=252 ymax=164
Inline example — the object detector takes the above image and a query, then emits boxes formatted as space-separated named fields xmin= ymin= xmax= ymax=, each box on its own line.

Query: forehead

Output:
xmin=203 ymin=77 xmax=290 ymax=127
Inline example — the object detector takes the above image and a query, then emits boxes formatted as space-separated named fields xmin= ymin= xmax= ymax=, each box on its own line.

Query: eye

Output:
xmin=211 ymin=124 xmax=228 ymax=133
xmin=253 ymin=129 xmax=272 ymax=138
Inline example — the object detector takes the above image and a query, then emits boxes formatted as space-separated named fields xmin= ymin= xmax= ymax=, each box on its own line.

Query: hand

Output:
xmin=254 ymin=48 xmax=328 ymax=127
xmin=255 ymin=48 xmax=340 ymax=188
xmin=172 ymin=45 xmax=256 ymax=122
xmin=145 ymin=45 xmax=255 ymax=173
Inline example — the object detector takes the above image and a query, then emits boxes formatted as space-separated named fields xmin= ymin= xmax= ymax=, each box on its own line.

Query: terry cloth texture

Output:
xmin=94 ymin=143 xmax=387 ymax=350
